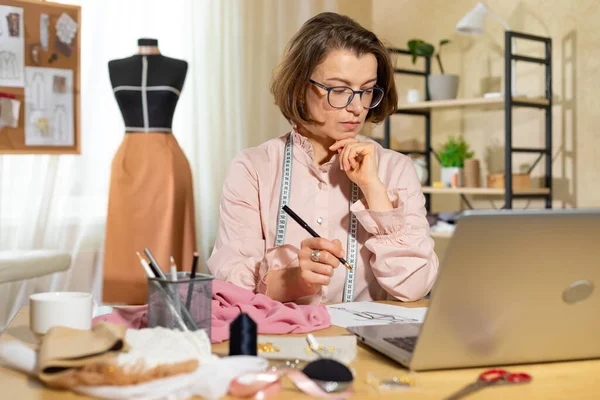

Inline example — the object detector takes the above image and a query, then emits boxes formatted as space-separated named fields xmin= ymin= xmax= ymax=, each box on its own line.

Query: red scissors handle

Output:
xmin=506 ymin=372 xmax=532 ymax=383
xmin=479 ymin=369 xmax=532 ymax=384
xmin=479 ymin=369 xmax=508 ymax=382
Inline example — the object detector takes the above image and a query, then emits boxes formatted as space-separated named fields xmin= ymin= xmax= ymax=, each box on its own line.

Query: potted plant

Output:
xmin=438 ymin=136 xmax=474 ymax=187
xmin=407 ymin=38 xmax=458 ymax=101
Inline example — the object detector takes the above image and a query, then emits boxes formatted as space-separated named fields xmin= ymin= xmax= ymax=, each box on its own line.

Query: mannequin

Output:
xmin=103 ymin=38 xmax=197 ymax=305
xmin=107 ymin=38 xmax=188 ymax=132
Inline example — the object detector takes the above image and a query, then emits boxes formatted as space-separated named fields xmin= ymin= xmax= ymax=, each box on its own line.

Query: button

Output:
xmin=318 ymin=182 xmax=326 ymax=190
xmin=316 ymin=217 xmax=323 ymax=224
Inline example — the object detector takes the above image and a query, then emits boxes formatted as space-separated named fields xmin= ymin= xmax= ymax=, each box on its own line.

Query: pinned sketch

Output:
xmin=0 ymin=5 xmax=24 ymax=87
xmin=55 ymin=12 xmax=78 ymax=57
xmin=24 ymin=67 xmax=74 ymax=146
xmin=40 ymin=14 xmax=50 ymax=50
xmin=30 ymin=72 xmax=45 ymax=110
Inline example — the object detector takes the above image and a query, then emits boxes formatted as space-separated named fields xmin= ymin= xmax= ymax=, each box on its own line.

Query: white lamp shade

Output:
xmin=456 ymin=2 xmax=488 ymax=35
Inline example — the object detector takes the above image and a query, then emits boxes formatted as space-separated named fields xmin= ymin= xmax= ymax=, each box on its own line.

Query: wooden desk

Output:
xmin=1 ymin=302 xmax=599 ymax=399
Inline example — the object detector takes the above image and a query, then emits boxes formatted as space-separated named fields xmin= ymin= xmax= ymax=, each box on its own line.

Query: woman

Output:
xmin=207 ymin=12 xmax=439 ymax=304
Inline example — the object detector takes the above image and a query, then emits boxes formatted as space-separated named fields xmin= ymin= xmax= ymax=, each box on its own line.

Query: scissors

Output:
xmin=444 ymin=368 xmax=532 ymax=400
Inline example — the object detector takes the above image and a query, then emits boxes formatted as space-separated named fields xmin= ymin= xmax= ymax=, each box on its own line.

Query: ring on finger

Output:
xmin=311 ymin=249 xmax=321 ymax=263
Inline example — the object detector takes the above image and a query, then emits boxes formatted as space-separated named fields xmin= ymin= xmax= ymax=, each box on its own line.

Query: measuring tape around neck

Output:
xmin=274 ymin=132 xmax=359 ymax=302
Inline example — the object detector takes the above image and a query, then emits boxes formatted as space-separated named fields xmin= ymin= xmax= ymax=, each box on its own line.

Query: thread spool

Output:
xmin=229 ymin=312 xmax=257 ymax=356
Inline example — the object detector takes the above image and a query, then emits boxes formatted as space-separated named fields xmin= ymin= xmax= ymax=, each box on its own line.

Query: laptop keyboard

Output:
xmin=383 ymin=336 xmax=418 ymax=353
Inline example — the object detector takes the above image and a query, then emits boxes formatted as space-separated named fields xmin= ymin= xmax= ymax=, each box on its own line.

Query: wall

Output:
xmin=370 ymin=0 xmax=599 ymax=211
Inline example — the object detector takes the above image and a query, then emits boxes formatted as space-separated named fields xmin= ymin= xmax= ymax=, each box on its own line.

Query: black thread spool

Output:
xmin=229 ymin=312 xmax=257 ymax=356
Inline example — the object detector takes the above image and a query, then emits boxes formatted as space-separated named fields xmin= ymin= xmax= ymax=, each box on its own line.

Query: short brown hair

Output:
xmin=270 ymin=12 xmax=397 ymax=126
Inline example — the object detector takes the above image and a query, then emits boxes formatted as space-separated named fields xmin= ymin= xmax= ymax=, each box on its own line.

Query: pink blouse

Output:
xmin=207 ymin=130 xmax=439 ymax=304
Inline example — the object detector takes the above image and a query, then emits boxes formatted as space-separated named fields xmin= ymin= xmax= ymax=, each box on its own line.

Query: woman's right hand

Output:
xmin=297 ymin=237 xmax=345 ymax=295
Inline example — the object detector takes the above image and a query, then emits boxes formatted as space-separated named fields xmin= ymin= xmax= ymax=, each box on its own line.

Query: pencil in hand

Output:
xmin=282 ymin=205 xmax=353 ymax=270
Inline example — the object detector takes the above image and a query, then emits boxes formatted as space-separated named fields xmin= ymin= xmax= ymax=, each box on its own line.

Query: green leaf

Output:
xmin=438 ymin=136 xmax=474 ymax=167
xmin=415 ymin=42 xmax=434 ymax=57
xmin=439 ymin=39 xmax=450 ymax=46
xmin=407 ymin=39 xmax=434 ymax=64
xmin=407 ymin=40 xmax=418 ymax=51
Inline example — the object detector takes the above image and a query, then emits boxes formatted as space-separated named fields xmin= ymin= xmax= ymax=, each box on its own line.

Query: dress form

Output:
xmin=102 ymin=38 xmax=196 ymax=305
xmin=108 ymin=38 xmax=188 ymax=132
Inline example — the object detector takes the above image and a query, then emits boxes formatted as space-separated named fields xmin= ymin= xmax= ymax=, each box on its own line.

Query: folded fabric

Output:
xmin=93 ymin=279 xmax=331 ymax=343
xmin=116 ymin=326 xmax=216 ymax=369
xmin=211 ymin=279 xmax=331 ymax=342
xmin=0 ymin=341 xmax=269 ymax=400
xmin=38 ymin=322 xmax=128 ymax=388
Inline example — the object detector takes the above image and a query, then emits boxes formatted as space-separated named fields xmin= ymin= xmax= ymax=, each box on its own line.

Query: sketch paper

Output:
xmin=326 ymin=302 xmax=428 ymax=328
xmin=24 ymin=67 xmax=74 ymax=146
xmin=0 ymin=5 xmax=25 ymax=87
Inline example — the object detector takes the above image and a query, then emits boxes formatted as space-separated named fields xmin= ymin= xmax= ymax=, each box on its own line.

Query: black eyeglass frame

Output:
xmin=308 ymin=79 xmax=385 ymax=109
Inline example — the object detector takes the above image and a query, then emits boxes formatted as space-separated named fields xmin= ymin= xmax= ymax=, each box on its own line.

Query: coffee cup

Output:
xmin=29 ymin=292 xmax=97 ymax=340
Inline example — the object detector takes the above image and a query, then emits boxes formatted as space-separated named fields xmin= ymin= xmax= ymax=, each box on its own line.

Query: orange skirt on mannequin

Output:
xmin=102 ymin=133 xmax=196 ymax=304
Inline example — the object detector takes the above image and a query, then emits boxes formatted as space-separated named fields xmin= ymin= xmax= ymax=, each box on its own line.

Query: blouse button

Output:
xmin=318 ymin=182 xmax=325 ymax=190
xmin=316 ymin=217 xmax=324 ymax=225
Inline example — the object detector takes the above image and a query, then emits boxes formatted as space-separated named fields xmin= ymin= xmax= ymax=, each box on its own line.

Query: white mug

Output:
xmin=29 ymin=292 xmax=97 ymax=339
xmin=407 ymin=89 xmax=421 ymax=103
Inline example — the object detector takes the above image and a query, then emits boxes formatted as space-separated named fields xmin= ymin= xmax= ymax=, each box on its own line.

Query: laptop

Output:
xmin=348 ymin=208 xmax=600 ymax=371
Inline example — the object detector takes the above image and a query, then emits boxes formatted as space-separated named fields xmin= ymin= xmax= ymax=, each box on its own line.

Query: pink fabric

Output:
xmin=93 ymin=279 xmax=330 ymax=343
xmin=207 ymin=129 xmax=439 ymax=304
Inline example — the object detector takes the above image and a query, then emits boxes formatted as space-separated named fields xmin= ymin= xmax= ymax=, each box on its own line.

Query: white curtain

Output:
xmin=0 ymin=0 xmax=338 ymax=328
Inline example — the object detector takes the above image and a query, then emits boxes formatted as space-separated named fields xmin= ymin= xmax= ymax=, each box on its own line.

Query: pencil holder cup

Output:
xmin=147 ymin=272 xmax=214 ymax=337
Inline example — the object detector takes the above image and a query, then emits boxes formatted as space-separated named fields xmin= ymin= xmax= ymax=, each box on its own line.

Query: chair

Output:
xmin=0 ymin=250 xmax=72 ymax=331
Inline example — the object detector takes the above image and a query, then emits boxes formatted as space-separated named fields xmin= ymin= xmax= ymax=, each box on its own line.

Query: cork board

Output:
xmin=0 ymin=0 xmax=80 ymax=154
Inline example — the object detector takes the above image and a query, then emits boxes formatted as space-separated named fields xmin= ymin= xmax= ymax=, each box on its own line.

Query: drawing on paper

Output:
xmin=30 ymin=72 xmax=45 ymax=110
xmin=0 ymin=5 xmax=24 ymax=87
xmin=0 ymin=51 xmax=19 ymax=80
xmin=52 ymin=105 xmax=68 ymax=141
xmin=328 ymin=306 xmax=421 ymax=325
xmin=25 ymin=67 xmax=74 ymax=146
xmin=326 ymin=301 xmax=428 ymax=328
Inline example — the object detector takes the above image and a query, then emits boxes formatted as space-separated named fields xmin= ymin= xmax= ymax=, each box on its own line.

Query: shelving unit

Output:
xmin=395 ymin=96 xmax=549 ymax=112
xmin=383 ymin=31 xmax=553 ymax=216
xmin=430 ymin=231 xmax=454 ymax=239
xmin=421 ymin=187 xmax=550 ymax=195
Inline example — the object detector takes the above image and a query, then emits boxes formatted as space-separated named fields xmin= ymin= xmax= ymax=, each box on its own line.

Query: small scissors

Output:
xmin=444 ymin=368 xmax=532 ymax=400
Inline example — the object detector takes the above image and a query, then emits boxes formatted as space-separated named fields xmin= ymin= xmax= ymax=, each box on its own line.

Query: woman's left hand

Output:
xmin=329 ymin=138 xmax=381 ymax=190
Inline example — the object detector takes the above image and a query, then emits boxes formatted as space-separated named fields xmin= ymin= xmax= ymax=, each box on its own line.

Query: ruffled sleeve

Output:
xmin=349 ymin=153 xmax=439 ymax=301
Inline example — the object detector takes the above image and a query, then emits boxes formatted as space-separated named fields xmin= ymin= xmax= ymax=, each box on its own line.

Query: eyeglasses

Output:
xmin=309 ymin=79 xmax=385 ymax=109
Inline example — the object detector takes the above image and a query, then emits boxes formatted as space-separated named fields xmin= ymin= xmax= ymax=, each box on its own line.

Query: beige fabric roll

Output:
xmin=38 ymin=322 xmax=127 ymax=387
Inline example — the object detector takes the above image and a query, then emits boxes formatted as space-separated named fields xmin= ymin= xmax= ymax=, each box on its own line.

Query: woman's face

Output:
xmin=302 ymin=49 xmax=378 ymax=142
